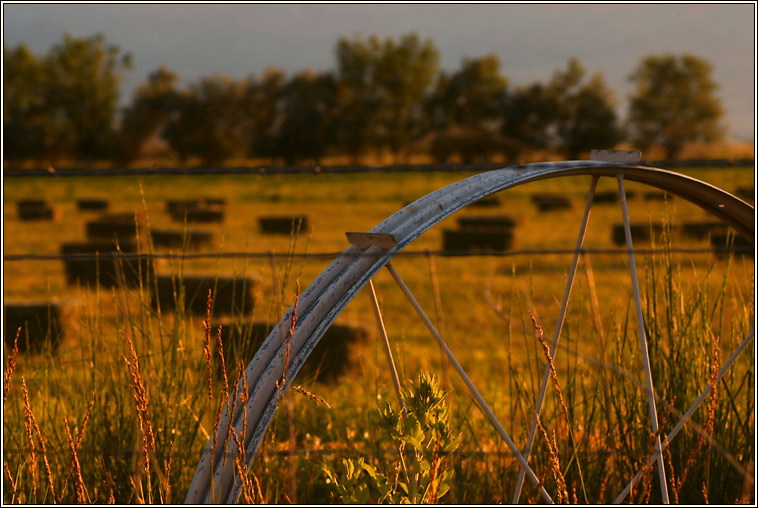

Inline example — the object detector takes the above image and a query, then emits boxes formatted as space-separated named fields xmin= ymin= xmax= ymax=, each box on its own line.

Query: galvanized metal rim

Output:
xmin=185 ymin=160 xmax=754 ymax=504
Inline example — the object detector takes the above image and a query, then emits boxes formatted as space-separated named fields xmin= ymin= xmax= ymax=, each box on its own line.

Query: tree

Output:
xmin=428 ymin=54 xmax=508 ymax=131
xmin=45 ymin=33 xmax=132 ymax=161
xmin=244 ymin=67 xmax=287 ymax=160
xmin=503 ymin=82 xmax=559 ymax=158
xmin=119 ymin=66 xmax=182 ymax=163
xmin=3 ymin=44 xmax=49 ymax=163
xmin=273 ymin=70 xmax=339 ymax=165
xmin=372 ymin=33 xmax=439 ymax=157
xmin=627 ymin=54 xmax=724 ymax=160
xmin=163 ymin=75 xmax=252 ymax=165
xmin=549 ymin=59 xmax=622 ymax=159
xmin=334 ymin=35 xmax=383 ymax=163
xmin=503 ymin=58 xmax=621 ymax=160
xmin=335 ymin=33 xmax=439 ymax=162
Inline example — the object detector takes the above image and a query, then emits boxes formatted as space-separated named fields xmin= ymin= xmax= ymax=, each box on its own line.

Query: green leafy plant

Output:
xmin=324 ymin=371 xmax=461 ymax=503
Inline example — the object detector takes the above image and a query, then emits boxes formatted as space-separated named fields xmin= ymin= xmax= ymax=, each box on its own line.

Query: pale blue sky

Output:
xmin=3 ymin=3 xmax=755 ymax=139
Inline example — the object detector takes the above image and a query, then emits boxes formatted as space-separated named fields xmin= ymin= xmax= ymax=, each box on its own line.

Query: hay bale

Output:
xmin=259 ymin=215 xmax=312 ymax=235
xmin=76 ymin=199 xmax=109 ymax=211
xmin=151 ymin=229 xmax=215 ymax=249
xmin=456 ymin=215 xmax=517 ymax=231
xmin=643 ymin=191 xmax=670 ymax=201
xmin=469 ymin=195 xmax=501 ymax=208
xmin=204 ymin=197 xmax=227 ymax=207
xmin=711 ymin=232 xmax=754 ymax=258
xmin=593 ymin=191 xmax=618 ymax=204
xmin=170 ymin=205 xmax=225 ymax=223
xmin=211 ymin=320 xmax=371 ymax=383
xmin=86 ymin=212 xmax=144 ymax=241
xmin=681 ymin=221 xmax=726 ymax=240
xmin=735 ymin=186 xmax=754 ymax=201
xmin=4 ymin=300 xmax=75 ymax=352
xmin=611 ymin=223 xmax=670 ymax=246
xmin=17 ymin=200 xmax=59 ymax=221
xmin=166 ymin=198 xmax=227 ymax=214
xmin=152 ymin=274 xmax=257 ymax=316
xmin=166 ymin=200 xmax=201 ymax=214
xmin=530 ymin=193 xmax=573 ymax=212
xmin=442 ymin=229 xmax=513 ymax=253
xmin=60 ymin=240 xmax=151 ymax=288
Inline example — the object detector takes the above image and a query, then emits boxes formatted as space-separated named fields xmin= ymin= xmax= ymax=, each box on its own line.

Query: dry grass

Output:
xmin=2 ymin=164 xmax=753 ymax=504
xmin=122 ymin=331 xmax=155 ymax=471
xmin=21 ymin=377 xmax=56 ymax=502
xmin=3 ymin=328 xmax=20 ymax=404
xmin=63 ymin=417 xmax=86 ymax=503
xmin=202 ymin=289 xmax=215 ymax=402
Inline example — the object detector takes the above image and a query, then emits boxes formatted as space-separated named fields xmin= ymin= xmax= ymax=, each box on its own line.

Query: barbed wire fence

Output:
xmin=2 ymin=246 xmax=752 ymax=263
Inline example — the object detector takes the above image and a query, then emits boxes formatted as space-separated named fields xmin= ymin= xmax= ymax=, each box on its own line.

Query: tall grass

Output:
xmin=3 ymin=194 xmax=754 ymax=504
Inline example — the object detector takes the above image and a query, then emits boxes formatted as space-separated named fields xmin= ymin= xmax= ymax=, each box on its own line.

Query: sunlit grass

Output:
xmin=2 ymin=166 xmax=754 ymax=503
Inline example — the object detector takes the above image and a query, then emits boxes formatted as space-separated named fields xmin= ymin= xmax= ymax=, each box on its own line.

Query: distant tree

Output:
xmin=372 ymin=33 xmax=439 ymax=158
xmin=3 ymin=44 xmax=49 ymax=163
xmin=244 ymin=67 xmax=287 ymax=160
xmin=549 ymin=59 xmax=622 ymax=159
xmin=427 ymin=54 xmax=508 ymax=132
xmin=45 ymin=33 xmax=132 ymax=161
xmin=503 ymin=83 xmax=559 ymax=159
xmin=163 ymin=75 xmax=251 ymax=165
xmin=503 ymin=58 xmax=621 ymax=159
xmin=335 ymin=33 xmax=438 ymax=162
xmin=334 ymin=35 xmax=383 ymax=163
xmin=119 ymin=66 xmax=182 ymax=163
xmin=273 ymin=70 xmax=339 ymax=165
xmin=4 ymin=34 xmax=131 ymax=164
xmin=627 ymin=54 xmax=724 ymax=160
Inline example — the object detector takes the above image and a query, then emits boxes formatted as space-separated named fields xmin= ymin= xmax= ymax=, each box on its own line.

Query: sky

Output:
xmin=2 ymin=2 xmax=756 ymax=140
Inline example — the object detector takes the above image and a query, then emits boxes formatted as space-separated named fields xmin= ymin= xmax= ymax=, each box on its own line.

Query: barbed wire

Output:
xmin=3 ymin=246 xmax=752 ymax=263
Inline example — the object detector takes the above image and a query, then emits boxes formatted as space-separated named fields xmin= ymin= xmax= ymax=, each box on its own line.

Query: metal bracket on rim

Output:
xmin=590 ymin=149 xmax=642 ymax=164
xmin=346 ymin=232 xmax=399 ymax=251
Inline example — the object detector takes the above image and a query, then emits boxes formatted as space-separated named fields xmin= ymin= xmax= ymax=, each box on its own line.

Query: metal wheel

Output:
xmin=185 ymin=159 xmax=754 ymax=504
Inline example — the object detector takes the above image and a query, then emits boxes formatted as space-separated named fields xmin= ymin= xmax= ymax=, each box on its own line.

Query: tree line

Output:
xmin=3 ymin=32 xmax=725 ymax=167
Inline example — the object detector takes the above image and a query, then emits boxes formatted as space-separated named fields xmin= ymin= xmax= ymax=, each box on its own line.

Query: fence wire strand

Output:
xmin=3 ymin=246 xmax=752 ymax=263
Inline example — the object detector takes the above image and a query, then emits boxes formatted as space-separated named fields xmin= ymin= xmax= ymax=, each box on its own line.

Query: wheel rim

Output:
xmin=185 ymin=160 xmax=754 ymax=504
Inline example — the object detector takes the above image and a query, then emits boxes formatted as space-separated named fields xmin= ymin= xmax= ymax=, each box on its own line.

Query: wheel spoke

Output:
xmin=616 ymin=174 xmax=670 ymax=503
xmin=614 ymin=328 xmax=755 ymax=503
xmin=512 ymin=176 xmax=598 ymax=503
xmin=384 ymin=262 xmax=554 ymax=504
xmin=368 ymin=279 xmax=406 ymax=417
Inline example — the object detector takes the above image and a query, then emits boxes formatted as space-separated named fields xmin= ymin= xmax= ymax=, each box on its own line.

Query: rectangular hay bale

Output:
xmin=456 ymin=215 xmax=517 ymax=231
xmin=152 ymin=274 xmax=256 ymax=316
xmin=4 ymin=301 xmax=75 ymax=352
xmin=17 ymin=200 xmax=59 ymax=221
xmin=151 ymin=229 xmax=215 ymax=249
xmin=681 ymin=221 xmax=726 ymax=240
xmin=86 ymin=212 xmax=144 ymax=241
xmin=211 ymin=320 xmax=371 ymax=383
xmin=530 ymin=193 xmax=573 ymax=212
xmin=442 ymin=229 xmax=513 ymax=253
xmin=259 ymin=215 xmax=312 ymax=235
xmin=711 ymin=232 xmax=754 ymax=258
xmin=76 ymin=199 xmax=110 ymax=211
xmin=60 ymin=240 xmax=151 ymax=288
xmin=170 ymin=205 xmax=225 ymax=223
xmin=611 ymin=223 xmax=671 ymax=246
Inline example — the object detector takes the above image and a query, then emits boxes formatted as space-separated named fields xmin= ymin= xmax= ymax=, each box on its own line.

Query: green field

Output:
xmin=2 ymin=165 xmax=755 ymax=503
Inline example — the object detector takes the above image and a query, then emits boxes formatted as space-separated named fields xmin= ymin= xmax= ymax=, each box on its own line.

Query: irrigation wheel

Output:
xmin=185 ymin=157 xmax=754 ymax=504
